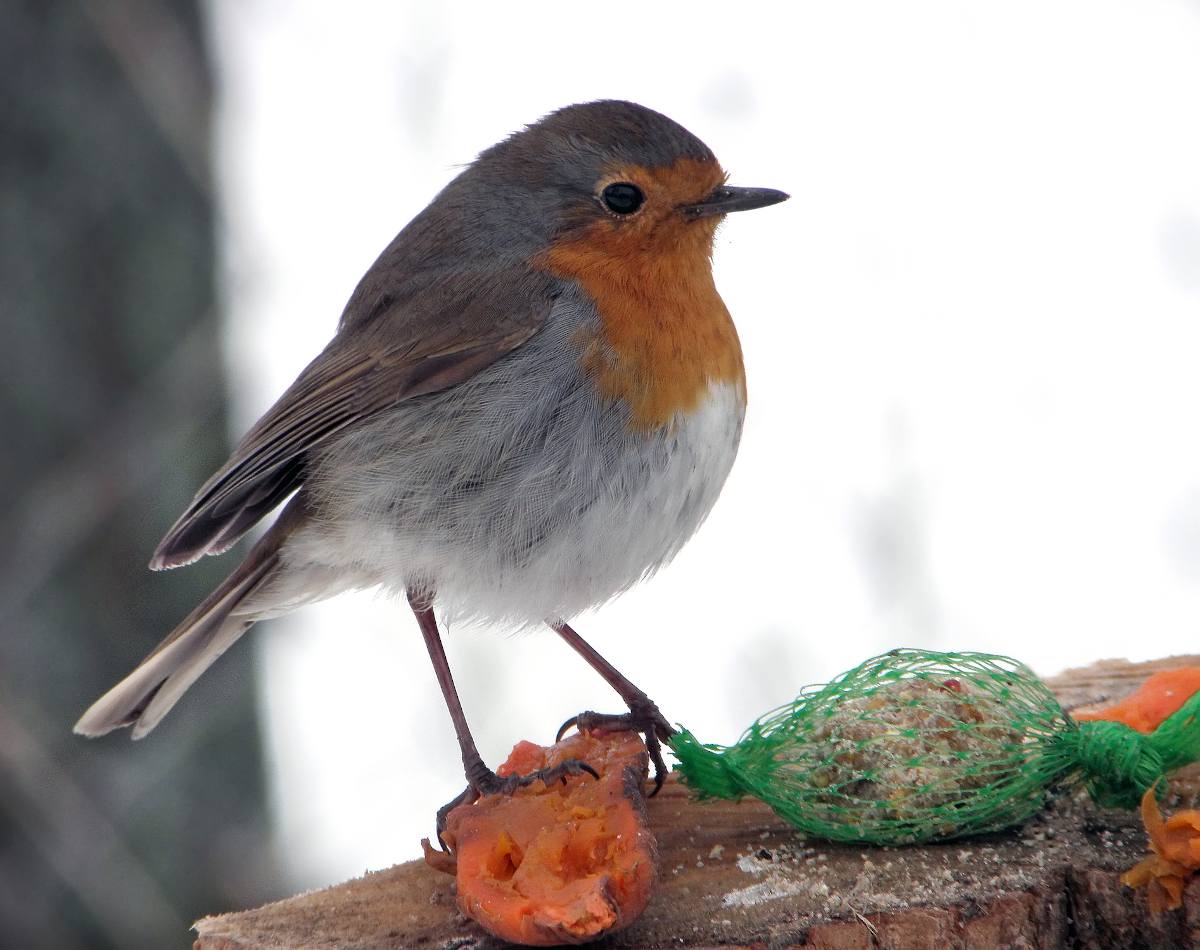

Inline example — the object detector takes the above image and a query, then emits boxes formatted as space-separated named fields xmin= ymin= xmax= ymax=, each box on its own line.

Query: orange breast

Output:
xmin=539 ymin=159 xmax=746 ymax=432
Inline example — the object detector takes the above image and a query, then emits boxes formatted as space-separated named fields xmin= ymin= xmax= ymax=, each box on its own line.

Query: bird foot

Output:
xmin=435 ymin=757 xmax=600 ymax=850
xmin=557 ymin=697 xmax=676 ymax=796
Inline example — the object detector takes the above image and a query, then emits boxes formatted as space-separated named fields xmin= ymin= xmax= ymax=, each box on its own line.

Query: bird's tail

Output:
xmin=74 ymin=503 xmax=303 ymax=740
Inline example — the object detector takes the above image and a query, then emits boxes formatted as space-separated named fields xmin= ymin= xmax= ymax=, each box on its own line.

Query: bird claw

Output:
xmin=556 ymin=698 xmax=676 ymax=796
xmin=480 ymin=757 xmax=601 ymax=795
xmin=434 ymin=758 xmax=600 ymax=850
xmin=434 ymin=784 xmax=479 ymax=852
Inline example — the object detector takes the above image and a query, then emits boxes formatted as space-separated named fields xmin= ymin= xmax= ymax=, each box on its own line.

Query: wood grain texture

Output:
xmin=194 ymin=655 xmax=1200 ymax=949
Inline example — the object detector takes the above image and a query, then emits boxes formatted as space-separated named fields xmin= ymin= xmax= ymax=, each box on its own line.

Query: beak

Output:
xmin=680 ymin=185 xmax=789 ymax=219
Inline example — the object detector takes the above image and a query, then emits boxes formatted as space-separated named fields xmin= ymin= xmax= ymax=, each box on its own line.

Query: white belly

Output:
xmin=463 ymin=379 xmax=745 ymax=624
xmin=285 ymin=379 xmax=745 ymax=628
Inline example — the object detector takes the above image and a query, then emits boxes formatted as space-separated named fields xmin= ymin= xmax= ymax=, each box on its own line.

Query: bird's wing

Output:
xmin=150 ymin=264 xmax=561 ymax=569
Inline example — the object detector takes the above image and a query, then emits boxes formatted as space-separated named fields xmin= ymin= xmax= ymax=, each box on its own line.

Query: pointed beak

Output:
xmin=680 ymin=185 xmax=789 ymax=219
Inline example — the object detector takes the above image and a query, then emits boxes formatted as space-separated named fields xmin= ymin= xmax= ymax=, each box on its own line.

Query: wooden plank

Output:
xmin=195 ymin=655 xmax=1200 ymax=948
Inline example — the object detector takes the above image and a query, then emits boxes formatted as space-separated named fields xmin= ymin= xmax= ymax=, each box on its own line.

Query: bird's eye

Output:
xmin=600 ymin=182 xmax=644 ymax=215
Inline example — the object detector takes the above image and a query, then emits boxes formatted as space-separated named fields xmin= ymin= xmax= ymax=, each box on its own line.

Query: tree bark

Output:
xmin=195 ymin=655 xmax=1200 ymax=949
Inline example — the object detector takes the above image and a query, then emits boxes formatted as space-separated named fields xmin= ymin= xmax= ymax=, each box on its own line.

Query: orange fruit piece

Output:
xmin=430 ymin=730 xmax=657 ymax=946
xmin=1075 ymin=667 xmax=1200 ymax=734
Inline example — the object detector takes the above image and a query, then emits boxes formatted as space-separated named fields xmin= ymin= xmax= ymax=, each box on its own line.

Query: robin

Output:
xmin=75 ymin=100 xmax=787 ymax=822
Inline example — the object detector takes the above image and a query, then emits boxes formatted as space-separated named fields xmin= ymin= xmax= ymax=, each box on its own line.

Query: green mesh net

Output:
xmin=670 ymin=649 xmax=1200 ymax=846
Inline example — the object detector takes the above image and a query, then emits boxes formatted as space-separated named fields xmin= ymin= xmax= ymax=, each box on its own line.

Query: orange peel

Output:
xmin=1122 ymin=784 xmax=1200 ymax=912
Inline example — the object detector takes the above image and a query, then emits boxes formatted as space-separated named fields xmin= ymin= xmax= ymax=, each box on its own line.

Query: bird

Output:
xmin=75 ymin=100 xmax=787 ymax=820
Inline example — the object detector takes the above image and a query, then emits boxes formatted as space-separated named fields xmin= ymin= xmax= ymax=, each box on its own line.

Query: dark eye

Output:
xmin=601 ymin=182 xmax=644 ymax=215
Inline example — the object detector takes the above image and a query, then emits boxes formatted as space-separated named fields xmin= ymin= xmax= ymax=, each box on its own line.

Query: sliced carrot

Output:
xmin=1075 ymin=667 xmax=1200 ymax=733
xmin=429 ymin=730 xmax=656 ymax=946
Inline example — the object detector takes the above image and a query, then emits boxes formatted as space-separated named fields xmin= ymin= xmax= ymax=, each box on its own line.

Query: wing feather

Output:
xmin=150 ymin=265 xmax=560 ymax=569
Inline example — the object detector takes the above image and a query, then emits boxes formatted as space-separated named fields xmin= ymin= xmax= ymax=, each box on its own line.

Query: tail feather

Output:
xmin=74 ymin=551 xmax=278 ymax=739
xmin=77 ymin=494 xmax=312 ymax=738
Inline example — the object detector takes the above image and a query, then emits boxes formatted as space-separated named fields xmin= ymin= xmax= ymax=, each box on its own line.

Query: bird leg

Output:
xmin=550 ymin=620 xmax=675 ymax=794
xmin=409 ymin=592 xmax=598 ymax=847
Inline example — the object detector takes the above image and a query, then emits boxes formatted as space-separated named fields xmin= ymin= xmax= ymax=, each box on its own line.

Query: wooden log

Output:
xmin=194 ymin=655 xmax=1200 ymax=949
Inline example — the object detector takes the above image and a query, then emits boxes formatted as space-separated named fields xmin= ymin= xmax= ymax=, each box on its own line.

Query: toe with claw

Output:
xmin=435 ymin=757 xmax=600 ymax=850
xmin=557 ymin=696 xmax=676 ymax=795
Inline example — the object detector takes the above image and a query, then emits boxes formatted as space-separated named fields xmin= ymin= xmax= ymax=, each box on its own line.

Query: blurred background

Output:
xmin=3 ymin=1 xmax=1199 ymax=945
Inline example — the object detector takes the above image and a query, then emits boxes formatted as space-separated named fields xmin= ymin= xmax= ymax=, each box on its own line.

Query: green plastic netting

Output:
xmin=670 ymin=649 xmax=1200 ymax=846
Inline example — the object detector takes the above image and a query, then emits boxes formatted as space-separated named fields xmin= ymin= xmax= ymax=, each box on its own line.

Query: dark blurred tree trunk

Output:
xmin=0 ymin=3 xmax=277 ymax=947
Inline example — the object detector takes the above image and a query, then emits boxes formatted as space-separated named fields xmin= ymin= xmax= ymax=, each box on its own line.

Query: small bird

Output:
xmin=76 ymin=100 xmax=787 ymax=815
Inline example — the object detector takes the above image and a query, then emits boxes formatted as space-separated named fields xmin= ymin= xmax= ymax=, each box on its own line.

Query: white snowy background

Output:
xmin=206 ymin=0 xmax=1200 ymax=888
